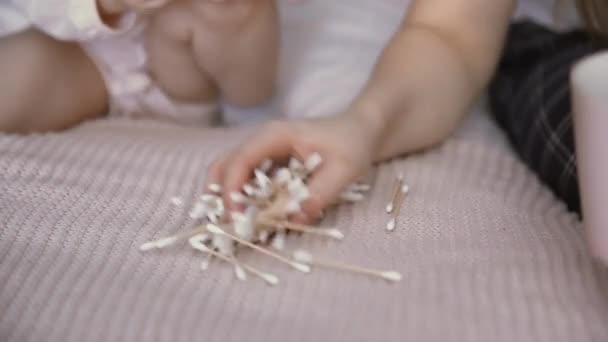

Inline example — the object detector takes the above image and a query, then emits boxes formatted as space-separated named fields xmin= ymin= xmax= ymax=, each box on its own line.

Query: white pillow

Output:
xmin=223 ymin=0 xmax=409 ymax=125
xmin=277 ymin=0 xmax=409 ymax=119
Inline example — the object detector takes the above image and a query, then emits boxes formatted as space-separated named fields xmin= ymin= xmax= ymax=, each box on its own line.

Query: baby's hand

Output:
xmin=206 ymin=112 xmax=384 ymax=222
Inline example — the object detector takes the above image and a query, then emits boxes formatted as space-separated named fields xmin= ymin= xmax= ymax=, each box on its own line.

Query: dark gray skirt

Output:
xmin=488 ymin=21 xmax=599 ymax=214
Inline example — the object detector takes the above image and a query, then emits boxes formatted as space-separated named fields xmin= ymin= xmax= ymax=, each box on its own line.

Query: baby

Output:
xmin=0 ymin=0 xmax=278 ymax=130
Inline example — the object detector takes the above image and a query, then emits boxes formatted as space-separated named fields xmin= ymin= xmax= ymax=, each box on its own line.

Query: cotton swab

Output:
xmin=260 ymin=159 xmax=273 ymax=173
xmin=386 ymin=182 xmax=409 ymax=231
xmin=141 ymin=151 xmax=409 ymax=287
xmin=206 ymin=224 xmax=310 ymax=273
xmin=170 ymin=196 xmax=184 ymax=206
xmin=386 ymin=218 xmax=396 ymax=232
xmin=339 ymin=191 xmax=365 ymax=203
xmin=271 ymin=230 xmax=286 ymax=251
xmin=293 ymin=250 xmax=402 ymax=282
xmin=230 ymin=192 xmax=249 ymax=204
xmin=233 ymin=263 xmax=248 ymax=281
xmin=304 ymin=152 xmax=323 ymax=172
xmin=139 ymin=227 xmax=207 ymax=251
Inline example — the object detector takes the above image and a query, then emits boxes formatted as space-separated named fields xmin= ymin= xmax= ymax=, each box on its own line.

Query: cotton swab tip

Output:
xmin=260 ymin=273 xmax=280 ymax=286
xmin=381 ymin=271 xmax=402 ymax=282
xmin=258 ymin=230 xmax=269 ymax=243
xmin=288 ymin=158 xmax=304 ymax=171
xmin=304 ymin=152 xmax=323 ymax=172
xmin=271 ymin=232 xmax=286 ymax=251
xmin=326 ymin=229 xmax=345 ymax=240
xmin=292 ymin=262 xmax=311 ymax=273
xmin=208 ymin=183 xmax=222 ymax=193
xmin=274 ymin=168 xmax=292 ymax=185
xmin=386 ymin=218 xmax=396 ymax=231
xmin=206 ymin=224 xmax=224 ymax=235
xmin=139 ymin=242 xmax=156 ymax=252
xmin=293 ymin=250 xmax=314 ymax=264
xmin=201 ymin=260 xmax=210 ymax=271
xmin=200 ymin=194 xmax=218 ymax=203
xmin=207 ymin=212 xmax=219 ymax=224
xmin=229 ymin=192 xmax=248 ymax=204
xmin=401 ymin=184 xmax=410 ymax=194
xmin=260 ymin=159 xmax=273 ymax=173
xmin=254 ymin=169 xmax=271 ymax=188
xmin=170 ymin=197 xmax=184 ymax=206
xmin=385 ymin=203 xmax=394 ymax=213
xmin=243 ymin=184 xmax=255 ymax=196
xmin=235 ymin=265 xmax=247 ymax=281
xmin=188 ymin=235 xmax=209 ymax=251
xmin=156 ymin=237 xmax=178 ymax=248
xmin=285 ymin=200 xmax=301 ymax=214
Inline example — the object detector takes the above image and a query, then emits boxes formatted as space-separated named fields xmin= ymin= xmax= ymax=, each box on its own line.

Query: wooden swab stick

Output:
xmin=387 ymin=183 xmax=409 ymax=231
xmin=293 ymin=250 xmax=402 ymax=282
xmin=206 ymin=224 xmax=311 ymax=273
xmin=386 ymin=185 xmax=401 ymax=231
xmin=139 ymin=227 xmax=207 ymax=251
xmin=385 ymin=174 xmax=403 ymax=213
xmin=257 ymin=219 xmax=344 ymax=240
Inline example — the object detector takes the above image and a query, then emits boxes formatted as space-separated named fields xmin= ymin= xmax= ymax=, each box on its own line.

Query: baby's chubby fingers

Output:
xmin=204 ymin=155 xmax=228 ymax=193
xmin=219 ymin=122 xmax=296 ymax=209
xmin=299 ymin=159 xmax=358 ymax=221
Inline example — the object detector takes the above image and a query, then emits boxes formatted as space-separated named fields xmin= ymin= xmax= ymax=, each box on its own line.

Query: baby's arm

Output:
xmin=353 ymin=0 xmax=516 ymax=159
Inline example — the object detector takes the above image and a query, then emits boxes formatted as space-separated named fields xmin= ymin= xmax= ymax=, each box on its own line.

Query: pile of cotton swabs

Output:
xmin=139 ymin=153 xmax=403 ymax=286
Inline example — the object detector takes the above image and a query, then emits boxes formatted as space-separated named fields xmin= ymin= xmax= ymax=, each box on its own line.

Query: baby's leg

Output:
xmin=191 ymin=1 xmax=279 ymax=107
xmin=0 ymin=29 xmax=108 ymax=133
xmin=146 ymin=3 xmax=219 ymax=104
